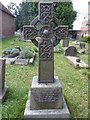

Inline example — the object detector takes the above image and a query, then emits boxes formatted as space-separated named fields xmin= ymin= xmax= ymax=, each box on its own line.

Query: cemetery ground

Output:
xmin=68 ymin=40 xmax=89 ymax=64
xmin=0 ymin=36 xmax=88 ymax=119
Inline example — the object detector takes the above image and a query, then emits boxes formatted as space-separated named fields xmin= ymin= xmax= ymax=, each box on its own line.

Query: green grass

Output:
xmin=0 ymin=36 xmax=38 ymax=56
xmin=0 ymin=36 xmax=88 ymax=119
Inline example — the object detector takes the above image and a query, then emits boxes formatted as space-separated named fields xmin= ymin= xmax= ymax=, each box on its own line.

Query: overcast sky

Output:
xmin=0 ymin=0 xmax=89 ymax=30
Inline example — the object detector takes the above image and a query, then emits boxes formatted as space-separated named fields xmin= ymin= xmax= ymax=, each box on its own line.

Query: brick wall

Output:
xmin=0 ymin=10 xmax=15 ymax=38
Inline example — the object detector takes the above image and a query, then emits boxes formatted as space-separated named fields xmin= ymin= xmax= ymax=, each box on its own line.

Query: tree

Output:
xmin=7 ymin=2 xmax=19 ymax=17
xmin=15 ymin=2 xmax=38 ymax=30
xmin=54 ymin=2 xmax=77 ymax=29
xmin=7 ymin=2 xmax=77 ymax=30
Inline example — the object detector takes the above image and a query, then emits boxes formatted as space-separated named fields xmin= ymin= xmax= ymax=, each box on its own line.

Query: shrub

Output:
xmin=3 ymin=48 xmax=12 ymax=55
xmin=34 ymin=47 xmax=38 ymax=52
xmin=54 ymin=44 xmax=64 ymax=53
xmin=3 ymin=48 xmax=19 ymax=57
xmin=82 ymin=36 xmax=90 ymax=43
xmin=19 ymin=46 xmax=35 ymax=59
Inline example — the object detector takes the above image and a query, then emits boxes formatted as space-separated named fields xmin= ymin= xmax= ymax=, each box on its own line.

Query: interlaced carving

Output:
xmin=24 ymin=26 xmax=38 ymax=40
xmin=39 ymin=41 xmax=53 ymax=60
xmin=54 ymin=26 xmax=68 ymax=39
xmin=39 ymin=3 xmax=53 ymax=25
xmin=23 ymin=2 xmax=68 ymax=61
xmin=23 ymin=2 xmax=68 ymax=83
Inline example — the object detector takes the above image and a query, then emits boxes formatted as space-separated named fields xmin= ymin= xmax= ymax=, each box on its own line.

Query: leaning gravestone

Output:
xmin=0 ymin=58 xmax=8 ymax=102
xmin=24 ymin=2 xmax=70 ymax=119
xmin=65 ymin=46 xmax=78 ymax=56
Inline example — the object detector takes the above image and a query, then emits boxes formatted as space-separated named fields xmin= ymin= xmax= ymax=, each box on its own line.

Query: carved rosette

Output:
xmin=39 ymin=3 xmax=53 ymax=25
xmin=39 ymin=25 xmax=52 ymax=39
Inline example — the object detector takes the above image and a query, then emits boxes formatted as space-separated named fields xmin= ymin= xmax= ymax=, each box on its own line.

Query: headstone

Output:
xmin=24 ymin=2 xmax=70 ymax=119
xmin=79 ymin=42 xmax=86 ymax=49
xmin=65 ymin=46 xmax=78 ymax=56
xmin=62 ymin=39 xmax=69 ymax=47
xmin=0 ymin=58 xmax=8 ymax=102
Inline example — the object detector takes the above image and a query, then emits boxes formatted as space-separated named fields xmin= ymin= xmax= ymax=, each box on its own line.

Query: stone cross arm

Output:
xmin=23 ymin=25 xmax=68 ymax=47
xmin=53 ymin=25 xmax=68 ymax=47
xmin=54 ymin=25 xmax=68 ymax=39
xmin=23 ymin=25 xmax=39 ymax=47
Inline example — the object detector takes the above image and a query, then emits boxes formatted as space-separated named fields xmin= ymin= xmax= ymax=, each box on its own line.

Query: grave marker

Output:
xmin=65 ymin=46 xmax=78 ymax=56
xmin=62 ymin=39 xmax=69 ymax=47
xmin=0 ymin=58 xmax=8 ymax=102
xmin=24 ymin=2 xmax=68 ymax=83
xmin=24 ymin=2 xmax=70 ymax=119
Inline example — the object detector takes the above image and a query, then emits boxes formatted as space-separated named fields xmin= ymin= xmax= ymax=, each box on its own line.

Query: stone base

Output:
xmin=0 ymin=85 xmax=8 ymax=102
xmin=30 ymin=76 xmax=63 ymax=109
xmin=24 ymin=76 xmax=70 ymax=119
xmin=24 ymin=91 xmax=70 ymax=119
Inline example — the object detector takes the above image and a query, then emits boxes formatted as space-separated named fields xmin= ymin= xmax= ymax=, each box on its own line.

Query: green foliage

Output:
xmin=54 ymin=2 xmax=77 ymax=29
xmin=33 ymin=47 xmax=38 ymax=52
xmin=82 ymin=36 xmax=90 ymax=43
xmin=54 ymin=43 xmax=64 ymax=53
xmin=19 ymin=46 xmax=35 ymax=59
xmin=3 ymin=48 xmax=12 ymax=55
xmin=15 ymin=2 xmax=38 ymax=30
xmin=7 ymin=2 xmax=77 ymax=30
xmin=7 ymin=2 xmax=19 ymax=16
xmin=3 ymin=48 xmax=19 ymax=57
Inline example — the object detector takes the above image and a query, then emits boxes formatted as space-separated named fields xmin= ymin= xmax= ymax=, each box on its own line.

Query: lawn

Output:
xmin=0 ymin=36 xmax=88 ymax=119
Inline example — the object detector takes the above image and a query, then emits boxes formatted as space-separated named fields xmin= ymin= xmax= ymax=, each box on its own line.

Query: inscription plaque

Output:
xmin=32 ymin=88 xmax=61 ymax=103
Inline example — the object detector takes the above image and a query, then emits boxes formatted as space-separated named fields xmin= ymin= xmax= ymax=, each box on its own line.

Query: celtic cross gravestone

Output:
xmin=24 ymin=2 xmax=70 ymax=119
xmin=24 ymin=2 xmax=68 ymax=83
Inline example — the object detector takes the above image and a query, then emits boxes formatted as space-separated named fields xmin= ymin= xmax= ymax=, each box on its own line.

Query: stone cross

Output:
xmin=23 ymin=2 xmax=68 ymax=83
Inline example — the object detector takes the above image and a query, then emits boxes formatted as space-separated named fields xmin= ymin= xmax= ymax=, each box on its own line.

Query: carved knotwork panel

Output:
xmin=24 ymin=26 xmax=39 ymax=40
xmin=39 ymin=3 xmax=53 ymax=25
xmin=39 ymin=40 xmax=53 ymax=60
xmin=54 ymin=26 xmax=68 ymax=39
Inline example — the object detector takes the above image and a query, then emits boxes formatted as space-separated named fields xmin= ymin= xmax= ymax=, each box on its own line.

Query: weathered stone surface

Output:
xmin=4 ymin=57 xmax=17 ymax=64
xmin=0 ymin=58 xmax=8 ymax=102
xmin=23 ymin=2 xmax=68 ymax=83
xmin=62 ymin=39 xmax=69 ymax=47
xmin=24 ymin=1 xmax=70 ymax=119
xmin=80 ymin=42 xmax=86 ymax=49
xmin=15 ymin=58 xmax=29 ymax=65
xmin=65 ymin=46 xmax=78 ymax=56
xmin=29 ymin=56 xmax=35 ymax=64
xmin=30 ymin=76 xmax=63 ymax=110
xmin=0 ymin=58 xmax=6 ymax=91
xmin=0 ymin=84 xmax=8 ymax=102
xmin=24 ymin=90 xmax=70 ymax=119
